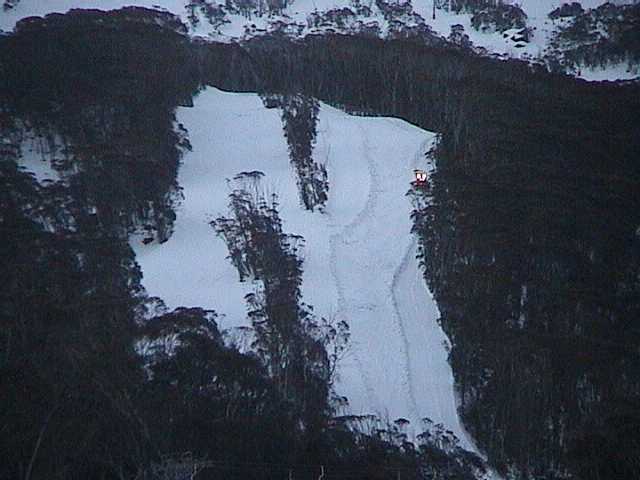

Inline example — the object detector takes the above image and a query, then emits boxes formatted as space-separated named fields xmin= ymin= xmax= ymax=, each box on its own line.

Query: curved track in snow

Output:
xmin=388 ymin=135 xmax=481 ymax=453
xmin=387 ymin=136 xmax=438 ymax=422
xmin=324 ymin=116 xmax=480 ymax=452
xmin=389 ymin=235 xmax=421 ymax=420
xmin=327 ymin=119 xmax=437 ymax=427
xmin=389 ymin=134 xmax=433 ymax=418
xmin=327 ymin=124 xmax=381 ymax=409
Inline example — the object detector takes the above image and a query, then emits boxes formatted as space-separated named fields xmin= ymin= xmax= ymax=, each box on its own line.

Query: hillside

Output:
xmin=2 ymin=5 xmax=639 ymax=480
xmin=2 ymin=0 xmax=639 ymax=80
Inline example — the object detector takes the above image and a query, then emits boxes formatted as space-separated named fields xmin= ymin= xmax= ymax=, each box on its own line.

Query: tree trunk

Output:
xmin=25 ymin=402 xmax=59 ymax=480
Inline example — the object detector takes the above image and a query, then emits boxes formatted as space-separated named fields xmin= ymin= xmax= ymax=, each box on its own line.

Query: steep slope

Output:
xmin=130 ymin=87 xmax=480 ymax=452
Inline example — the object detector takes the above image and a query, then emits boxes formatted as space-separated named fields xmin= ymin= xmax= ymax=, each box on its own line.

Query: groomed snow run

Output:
xmin=130 ymin=87 xmax=478 ymax=454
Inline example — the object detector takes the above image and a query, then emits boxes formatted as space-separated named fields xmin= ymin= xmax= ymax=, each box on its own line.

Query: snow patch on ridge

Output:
xmin=577 ymin=62 xmax=640 ymax=81
xmin=3 ymin=1 xmax=637 ymax=80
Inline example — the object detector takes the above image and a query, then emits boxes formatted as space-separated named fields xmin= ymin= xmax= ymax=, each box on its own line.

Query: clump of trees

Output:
xmin=186 ymin=0 xmax=230 ymax=29
xmin=438 ymin=0 xmax=528 ymax=33
xmin=546 ymin=3 xmax=640 ymax=73
xmin=2 ymin=7 xmax=201 ymax=244
xmin=1 ymin=149 xmax=149 ymax=479
xmin=470 ymin=4 xmax=527 ymax=33
xmin=261 ymin=94 xmax=329 ymax=211
xmin=186 ymin=0 xmax=290 ymax=24
xmin=548 ymin=2 xmax=584 ymax=20
xmin=212 ymin=172 xmax=346 ymax=441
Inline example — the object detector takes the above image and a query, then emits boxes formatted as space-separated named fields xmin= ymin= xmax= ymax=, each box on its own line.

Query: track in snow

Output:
xmin=327 ymin=123 xmax=379 ymax=408
xmin=389 ymin=135 xmax=483 ymax=455
xmin=387 ymin=135 xmax=438 ymax=423
xmin=326 ymin=117 xmax=437 ymax=432
xmin=389 ymin=235 xmax=421 ymax=422
xmin=325 ymin=117 xmax=480 ymax=453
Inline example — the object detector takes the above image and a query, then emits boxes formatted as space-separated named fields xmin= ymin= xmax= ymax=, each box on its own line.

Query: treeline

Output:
xmin=260 ymin=94 xmax=329 ymax=211
xmin=211 ymin=172 xmax=345 ymax=445
xmin=0 ymin=7 xmax=200 ymax=242
xmin=438 ymin=0 xmax=528 ymax=34
xmin=546 ymin=2 xmax=640 ymax=74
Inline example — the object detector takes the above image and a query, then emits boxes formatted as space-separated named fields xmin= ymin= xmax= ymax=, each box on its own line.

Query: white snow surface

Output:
xmin=131 ymin=87 xmax=478 ymax=452
xmin=577 ymin=62 xmax=640 ymax=81
xmin=2 ymin=1 xmax=638 ymax=81
xmin=16 ymin=132 xmax=63 ymax=185
xmin=415 ymin=0 xmax=638 ymax=77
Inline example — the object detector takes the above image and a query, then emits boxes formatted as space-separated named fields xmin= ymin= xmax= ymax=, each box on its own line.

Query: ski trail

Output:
xmin=329 ymin=234 xmax=378 ymax=408
xmin=392 ymin=135 xmax=498 ymax=474
xmin=386 ymin=135 xmax=437 ymax=429
xmin=359 ymin=123 xmax=421 ymax=423
xmin=338 ymin=124 xmax=381 ymax=237
xmin=405 ymin=239 xmax=458 ymax=429
xmin=401 ymin=135 xmax=466 ymax=434
xmin=328 ymin=122 xmax=378 ymax=409
xmin=133 ymin=88 xmax=499 ymax=477
xmin=389 ymin=235 xmax=421 ymax=421
xmin=330 ymin=123 xmax=433 ymax=426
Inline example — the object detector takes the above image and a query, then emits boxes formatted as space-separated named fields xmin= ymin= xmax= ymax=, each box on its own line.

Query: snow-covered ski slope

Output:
xmin=2 ymin=1 xmax=637 ymax=81
xmin=127 ymin=87 xmax=476 ymax=450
